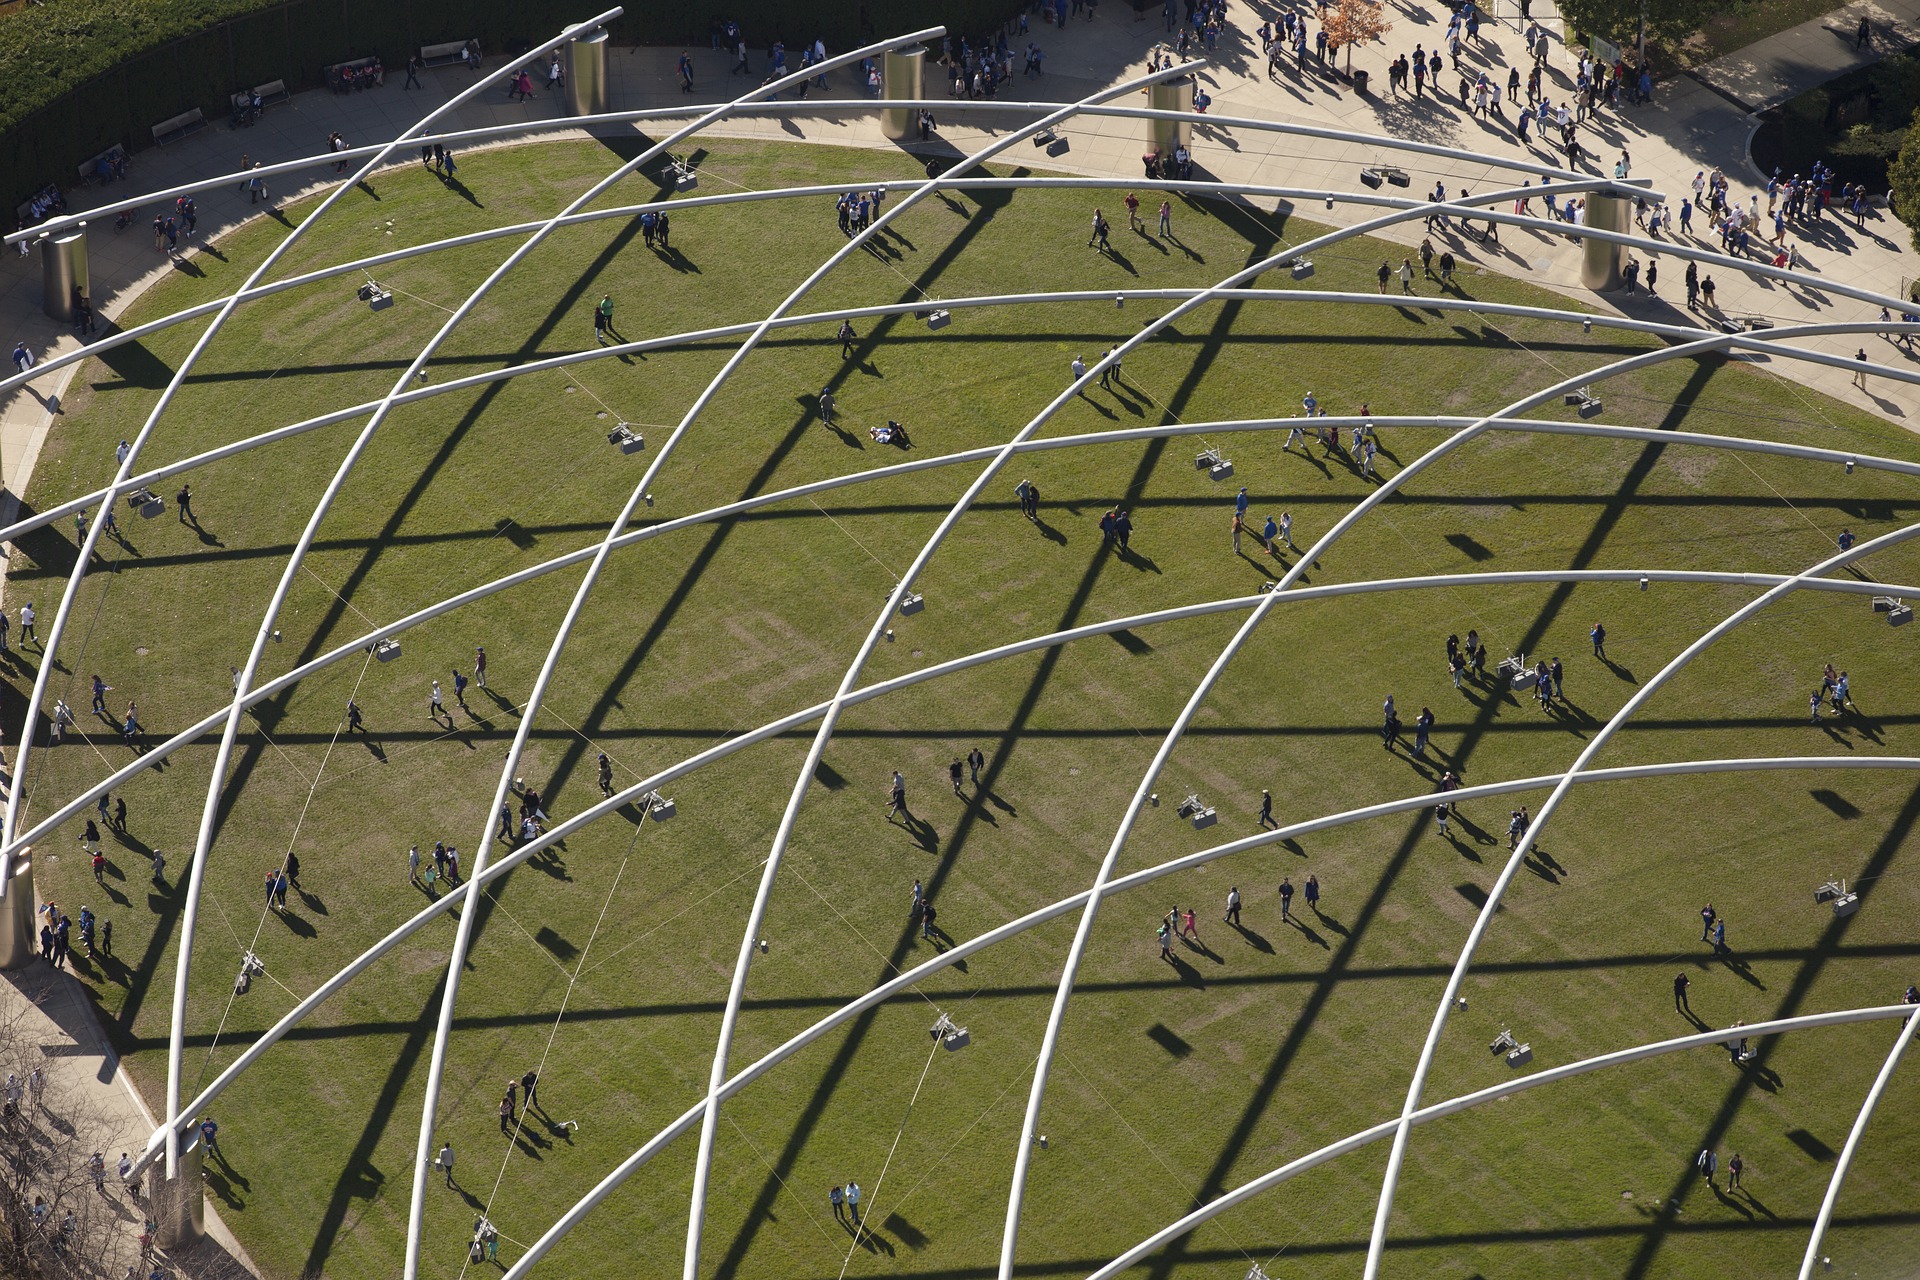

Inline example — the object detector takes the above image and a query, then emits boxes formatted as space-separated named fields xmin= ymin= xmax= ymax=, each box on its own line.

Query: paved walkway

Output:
xmin=3 ymin=958 xmax=259 ymax=1276
xmin=1 ymin=3 xmax=1918 ymax=1271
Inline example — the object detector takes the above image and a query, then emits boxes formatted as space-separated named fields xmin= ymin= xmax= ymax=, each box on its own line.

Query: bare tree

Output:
xmin=0 ymin=994 xmax=142 ymax=1280
xmin=1323 ymin=0 xmax=1393 ymax=77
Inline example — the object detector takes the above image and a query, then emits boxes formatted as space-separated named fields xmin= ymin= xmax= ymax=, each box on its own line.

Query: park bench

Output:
xmin=151 ymin=108 xmax=207 ymax=146
xmin=15 ymin=181 xmax=68 ymax=233
xmin=77 ymin=144 xmax=127 ymax=186
xmin=324 ymin=55 xmax=384 ymax=92
xmin=231 ymin=79 xmax=290 ymax=113
xmin=420 ymin=38 xmax=477 ymax=69
xmin=229 ymin=80 xmax=290 ymax=127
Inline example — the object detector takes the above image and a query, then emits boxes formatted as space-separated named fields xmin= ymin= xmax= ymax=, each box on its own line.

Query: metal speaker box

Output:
xmin=899 ymin=593 xmax=926 ymax=616
xmin=1832 ymin=892 xmax=1860 ymax=917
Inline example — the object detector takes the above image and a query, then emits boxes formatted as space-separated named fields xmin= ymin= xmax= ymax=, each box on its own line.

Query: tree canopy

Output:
xmin=1556 ymin=0 xmax=1736 ymax=51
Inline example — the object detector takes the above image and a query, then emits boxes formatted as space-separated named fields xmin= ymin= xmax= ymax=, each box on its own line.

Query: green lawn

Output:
xmin=9 ymin=134 xmax=1920 ymax=1280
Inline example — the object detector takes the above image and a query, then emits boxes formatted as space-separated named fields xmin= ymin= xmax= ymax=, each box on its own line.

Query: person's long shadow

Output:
xmin=1309 ymin=906 xmax=1348 ymax=937
xmin=1229 ymin=921 xmax=1274 ymax=953
xmin=1717 ymin=948 xmax=1767 ymax=990
xmin=1287 ymin=916 xmax=1329 ymax=950
xmin=1163 ymin=948 xmax=1204 ymax=988
xmin=1709 ymin=1181 xmax=1753 ymax=1218
xmin=1445 ymin=820 xmax=1480 ymax=861
xmin=1455 ymin=809 xmax=1496 ymax=845
xmin=272 ymin=908 xmax=316 ymax=939
xmin=1030 ymin=514 xmax=1066 ymax=545
xmin=1180 ymin=932 xmax=1223 ymax=964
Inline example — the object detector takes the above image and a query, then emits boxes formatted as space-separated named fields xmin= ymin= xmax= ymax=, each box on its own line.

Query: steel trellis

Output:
xmin=9 ymin=30 xmax=1920 ymax=1277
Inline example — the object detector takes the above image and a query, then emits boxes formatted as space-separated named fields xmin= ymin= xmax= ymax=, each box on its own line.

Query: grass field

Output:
xmin=8 ymin=133 xmax=1920 ymax=1280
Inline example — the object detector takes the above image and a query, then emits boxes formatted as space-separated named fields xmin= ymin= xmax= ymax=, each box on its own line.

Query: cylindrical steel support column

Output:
xmin=563 ymin=27 xmax=609 ymax=117
xmin=0 ymin=851 xmax=35 ymax=969
xmin=1148 ymin=77 xmax=1194 ymax=157
xmin=881 ymin=46 xmax=926 ymax=140
xmin=40 ymin=224 xmax=87 ymax=323
xmin=1580 ymin=194 xmax=1629 ymax=291
xmin=153 ymin=1136 xmax=206 ymax=1249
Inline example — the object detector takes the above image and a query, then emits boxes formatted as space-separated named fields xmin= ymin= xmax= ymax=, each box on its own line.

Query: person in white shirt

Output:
xmin=1070 ymin=355 xmax=1087 ymax=385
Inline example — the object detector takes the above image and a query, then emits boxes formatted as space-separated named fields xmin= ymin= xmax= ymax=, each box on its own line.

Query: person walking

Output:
xmin=439 ymin=1141 xmax=457 ymax=1188
xmin=452 ymin=668 xmax=469 ymax=711
xmin=1157 ymin=199 xmax=1172 ymax=236
xmin=498 ymin=1094 xmax=515 ymax=1135
xmin=19 ymin=602 xmax=35 ymax=648
xmin=429 ymin=679 xmax=445 ymax=723
xmin=1258 ymin=788 xmax=1275 ymax=829
xmin=1157 ymin=919 xmax=1173 ymax=959
xmin=521 ymin=1068 xmax=539 ymax=1113
xmin=1700 ymin=902 xmax=1716 ymax=942
xmin=1727 ymin=1152 xmax=1744 ymax=1190
xmin=840 ymin=319 xmax=858 ymax=358
xmin=1278 ymin=876 xmax=1294 ymax=921
xmin=1224 ymin=885 xmax=1241 ymax=926
xmin=920 ymin=898 xmax=937 ymax=940
xmin=1674 ymin=971 xmax=1692 ymax=1013
xmin=967 ymin=746 xmax=985 ymax=784
xmin=1088 ymin=208 xmax=1111 ymax=252
xmin=1589 ymin=620 xmax=1606 ymax=659
xmin=408 ymin=844 xmax=421 ymax=887
xmin=474 ymin=646 xmax=487 ymax=689
xmin=830 ymin=1183 xmax=846 ymax=1221
xmin=886 ymin=769 xmax=907 ymax=820
xmin=1304 ymin=873 xmax=1320 ymax=914
xmin=1695 ymin=1147 xmax=1718 ymax=1186
xmin=1713 ymin=917 xmax=1726 ymax=954
xmin=595 ymin=295 xmax=614 ymax=344
xmin=948 ymin=756 xmax=964 ymax=796
xmin=1181 ymin=906 xmax=1198 ymax=939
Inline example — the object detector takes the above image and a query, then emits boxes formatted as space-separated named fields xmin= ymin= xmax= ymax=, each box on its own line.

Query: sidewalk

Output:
xmin=3 ymin=959 xmax=260 ymax=1276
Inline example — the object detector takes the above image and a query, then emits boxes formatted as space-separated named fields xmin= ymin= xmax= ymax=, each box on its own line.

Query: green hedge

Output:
xmin=2 ymin=0 xmax=1021 ymax=210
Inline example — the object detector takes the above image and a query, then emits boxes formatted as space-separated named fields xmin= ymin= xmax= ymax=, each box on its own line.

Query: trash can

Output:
xmin=1352 ymin=68 xmax=1369 ymax=95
